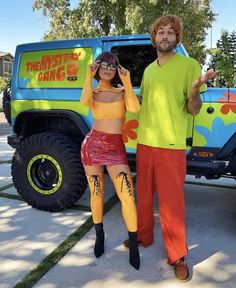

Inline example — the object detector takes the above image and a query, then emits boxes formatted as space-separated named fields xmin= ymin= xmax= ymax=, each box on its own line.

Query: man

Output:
xmin=124 ymin=14 xmax=217 ymax=281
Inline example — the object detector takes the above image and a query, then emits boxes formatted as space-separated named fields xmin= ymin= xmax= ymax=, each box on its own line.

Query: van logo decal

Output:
xmin=193 ymin=152 xmax=214 ymax=157
xmin=19 ymin=48 xmax=93 ymax=89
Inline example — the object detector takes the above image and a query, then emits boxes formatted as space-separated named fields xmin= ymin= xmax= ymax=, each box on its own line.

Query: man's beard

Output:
xmin=156 ymin=40 xmax=176 ymax=53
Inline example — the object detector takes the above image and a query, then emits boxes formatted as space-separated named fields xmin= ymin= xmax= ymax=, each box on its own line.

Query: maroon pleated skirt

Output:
xmin=81 ymin=129 xmax=128 ymax=166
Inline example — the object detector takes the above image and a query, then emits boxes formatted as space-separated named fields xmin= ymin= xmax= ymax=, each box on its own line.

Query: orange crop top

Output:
xmin=80 ymin=67 xmax=140 ymax=119
xmin=91 ymin=99 xmax=126 ymax=119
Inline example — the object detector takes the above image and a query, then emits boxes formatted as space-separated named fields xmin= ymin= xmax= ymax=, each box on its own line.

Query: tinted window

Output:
xmin=111 ymin=45 xmax=156 ymax=87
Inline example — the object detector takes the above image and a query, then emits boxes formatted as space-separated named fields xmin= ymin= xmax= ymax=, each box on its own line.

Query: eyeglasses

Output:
xmin=100 ymin=61 xmax=117 ymax=71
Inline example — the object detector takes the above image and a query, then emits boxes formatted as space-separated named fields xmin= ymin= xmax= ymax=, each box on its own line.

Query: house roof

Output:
xmin=0 ymin=52 xmax=14 ymax=59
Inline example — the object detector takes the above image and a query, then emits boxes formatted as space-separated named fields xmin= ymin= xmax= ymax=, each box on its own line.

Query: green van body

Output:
xmin=5 ymin=34 xmax=236 ymax=211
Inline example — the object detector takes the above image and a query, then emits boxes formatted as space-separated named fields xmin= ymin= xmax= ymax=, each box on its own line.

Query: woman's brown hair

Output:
xmin=94 ymin=51 xmax=121 ymax=86
xmin=150 ymin=14 xmax=183 ymax=48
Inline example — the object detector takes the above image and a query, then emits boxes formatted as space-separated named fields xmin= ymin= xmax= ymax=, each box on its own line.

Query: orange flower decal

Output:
xmin=218 ymin=92 xmax=236 ymax=114
xmin=221 ymin=103 xmax=236 ymax=114
xmin=218 ymin=91 xmax=229 ymax=102
xmin=122 ymin=117 xmax=139 ymax=143
xmin=229 ymin=92 xmax=236 ymax=102
xmin=218 ymin=92 xmax=236 ymax=103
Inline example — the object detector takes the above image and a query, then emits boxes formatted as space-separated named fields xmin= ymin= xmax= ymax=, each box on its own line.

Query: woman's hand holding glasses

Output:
xmin=118 ymin=65 xmax=129 ymax=81
xmin=89 ymin=60 xmax=101 ymax=77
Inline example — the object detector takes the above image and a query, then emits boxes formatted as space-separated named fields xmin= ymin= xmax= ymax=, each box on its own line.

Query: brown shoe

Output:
xmin=174 ymin=257 xmax=189 ymax=282
xmin=123 ymin=238 xmax=142 ymax=248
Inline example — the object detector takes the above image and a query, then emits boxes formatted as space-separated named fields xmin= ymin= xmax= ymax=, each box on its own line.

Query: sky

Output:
xmin=0 ymin=0 xmax=235 ymax=56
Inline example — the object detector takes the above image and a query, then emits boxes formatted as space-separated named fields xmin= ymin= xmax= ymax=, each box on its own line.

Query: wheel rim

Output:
xmin=27 ymin=154 xmax=63 ymax=195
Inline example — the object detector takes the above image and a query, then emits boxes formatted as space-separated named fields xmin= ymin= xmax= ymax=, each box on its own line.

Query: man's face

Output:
xmin=155 ymin=23 xmax=177 ymax=53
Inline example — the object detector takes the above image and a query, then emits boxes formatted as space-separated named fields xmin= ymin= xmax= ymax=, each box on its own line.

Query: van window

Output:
xmin=3 ymin=59 xmax=13 ymax=76
xmin=111 ymin=45 xmax=156 ymax=87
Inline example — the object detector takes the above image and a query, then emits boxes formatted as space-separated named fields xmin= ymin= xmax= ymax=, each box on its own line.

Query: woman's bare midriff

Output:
xmin=92 ymin=118 xmax=123 ymax=134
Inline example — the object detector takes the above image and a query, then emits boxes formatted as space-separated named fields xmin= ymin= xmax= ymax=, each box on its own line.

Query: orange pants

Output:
xmin=136 ymin=144 xmax=188 ymax=264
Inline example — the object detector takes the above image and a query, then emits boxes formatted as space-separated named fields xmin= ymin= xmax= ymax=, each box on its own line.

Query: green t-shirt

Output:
xmin=138 ymin=53 xmax=206 ymax=149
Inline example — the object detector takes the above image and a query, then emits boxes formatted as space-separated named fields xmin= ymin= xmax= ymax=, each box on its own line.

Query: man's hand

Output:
xmin=191 ymin=68 xmax=218 ymax=92
xmin=188 ymin=68 xmax=218 ymax=116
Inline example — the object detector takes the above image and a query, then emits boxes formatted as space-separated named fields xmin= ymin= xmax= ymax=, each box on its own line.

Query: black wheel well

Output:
xmin=13 ymin=110 xmax=90 ymax=141
xmin=2 ymin=79 xmax=11 ymax=125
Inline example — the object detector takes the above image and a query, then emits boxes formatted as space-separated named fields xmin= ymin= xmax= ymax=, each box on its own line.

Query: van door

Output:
xmin=192 ymin=87 xmax=236 ymax=150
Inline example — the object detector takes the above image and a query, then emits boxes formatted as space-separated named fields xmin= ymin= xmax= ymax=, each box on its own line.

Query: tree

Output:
xmin=208 ymin=30 xmax=236 ymax=87
xmin=32 ymin=0 xmax=71 ymax=39
xmin=33 ymin=0 xmax=216 ymax=64
xmin=0 ymin=77 xmax=7 ymax=93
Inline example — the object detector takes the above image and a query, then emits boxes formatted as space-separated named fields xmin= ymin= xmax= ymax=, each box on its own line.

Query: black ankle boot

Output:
xmin=128 ymin=231 xmax=140 ymax=270
xmin=94 ymin=223 xmax=104 ymax=258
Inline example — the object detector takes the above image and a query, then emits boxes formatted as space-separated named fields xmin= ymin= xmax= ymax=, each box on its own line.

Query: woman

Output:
xmin=80 ymin=52 xmax=140 ymax=270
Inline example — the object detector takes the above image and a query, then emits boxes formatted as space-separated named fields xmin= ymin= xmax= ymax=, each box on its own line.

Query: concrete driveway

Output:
xmin=1 ymin=112 xmax=236 ymax=288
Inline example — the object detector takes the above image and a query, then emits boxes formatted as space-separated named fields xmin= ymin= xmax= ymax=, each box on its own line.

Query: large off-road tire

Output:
xmin=12 ymin=132 xmax=87 ymax=212
xmin=2 ymin=80 xmax=11 ymax=125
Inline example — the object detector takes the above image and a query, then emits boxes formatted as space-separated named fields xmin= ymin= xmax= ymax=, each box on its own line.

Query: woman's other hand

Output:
xmin=89 ymin=60 xmax=101 ymax=77
xmin=118 ymin=65 xmax=129 ymax=78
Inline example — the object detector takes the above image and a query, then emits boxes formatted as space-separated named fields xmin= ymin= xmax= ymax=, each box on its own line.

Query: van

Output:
xmin=4 ymin=34 xmax=236 ymax=211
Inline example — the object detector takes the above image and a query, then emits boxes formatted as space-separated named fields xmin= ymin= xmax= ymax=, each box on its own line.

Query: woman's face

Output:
xmin=98 ymin=60 xmax=117 ymax=82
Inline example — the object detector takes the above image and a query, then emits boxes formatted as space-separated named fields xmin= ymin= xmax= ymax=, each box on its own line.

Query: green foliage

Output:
xmin=32 ymin=0 xmax=71 ymax=40
xmin=208 ymin=30 xmax=236 ymax=87
xmin=33 ymin=0 xmax=216 ymax=64
xmin=0 ymin=77 xmax=7 ymax=93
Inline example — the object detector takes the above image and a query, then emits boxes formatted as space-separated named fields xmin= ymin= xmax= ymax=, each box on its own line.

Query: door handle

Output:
xmin=207 ymin=106 xmax=214 ymax=114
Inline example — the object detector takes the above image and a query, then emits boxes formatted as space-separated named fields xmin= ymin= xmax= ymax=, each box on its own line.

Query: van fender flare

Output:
xmin=13 ymin=109 xmax=90 ymax=137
